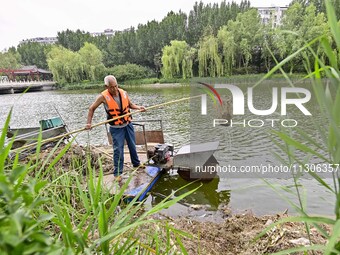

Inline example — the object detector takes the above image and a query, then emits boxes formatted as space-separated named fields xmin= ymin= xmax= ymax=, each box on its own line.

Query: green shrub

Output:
xmin=122 ymin=77 xmax=160 ymax=85
xmin=107 ymin=63 xmax=156 ymax=81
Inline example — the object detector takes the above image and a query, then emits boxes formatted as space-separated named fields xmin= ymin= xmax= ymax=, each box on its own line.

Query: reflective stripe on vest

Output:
xmin=101 ymin=88 xmax=131 ymax=125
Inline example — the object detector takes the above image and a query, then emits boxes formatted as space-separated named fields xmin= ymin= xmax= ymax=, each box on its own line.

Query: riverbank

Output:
xmin=158 ymin=212 xmax=330 ymax=254
xmin=29 ymin=144 xmax=331 ymax=253
xmin=2 ymin=69 xmax=337 ymax=253
xmin=57 ymin=73 xmax=307 ymax=90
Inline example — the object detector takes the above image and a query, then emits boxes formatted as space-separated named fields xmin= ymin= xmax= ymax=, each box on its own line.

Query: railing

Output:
xmin=0 ymin=80 xmax=56 ymax=94
xmin=0 ymin=80 xmax=55 ymax=85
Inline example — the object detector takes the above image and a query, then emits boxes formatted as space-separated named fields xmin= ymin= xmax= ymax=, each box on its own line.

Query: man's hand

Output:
xmin=85 ymin=123 xmax=92 ymax=130
xmin=139 ymin=106 xmax=146 ymax=112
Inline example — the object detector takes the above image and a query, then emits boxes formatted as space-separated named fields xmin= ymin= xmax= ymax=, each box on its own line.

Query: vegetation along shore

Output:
xmin=1 ymin=0 xmax=340 ymax=254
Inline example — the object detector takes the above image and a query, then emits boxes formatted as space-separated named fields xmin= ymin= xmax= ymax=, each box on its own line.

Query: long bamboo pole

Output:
xmin=12 ymin=94 xmax=203 ymax=152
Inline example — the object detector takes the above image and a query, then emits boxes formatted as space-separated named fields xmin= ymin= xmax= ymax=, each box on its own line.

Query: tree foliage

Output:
xmin=291 ymin=0 xmax=340 ymax=20
xmin=57 ymin=29 xmax=92 ymax=51
xmin=91 ymin=35 xmax=112 ymax=67
xmin=17 ymin=42 xmax=50 ymax=69
xmin=217 ymin=27 xmax=235 ymax=75
xmin=198 ymin=35 xmax=222 ymax=77
xmin=6 ymin=0 xmax=337 ymax=82
xmin=106 ymin=28 xmax=139 ymax=67
xmin=107 ymin=63 xmax=155 ymax=81
xmin=161 ymin=40 xmax=195 ymax=79
xmin=47 ymin=46 xmax=83 ymax=84
xmin=187 ymin=0 xmax=250 ymax=46
xmin=136 ymin=21 xmax=164 ymax=68
xmin=227 ymin=9 xmax=262 ymax=71
xmin=196 ymin=8 xmax=262 ymax=77
xmin=277 ymin=2 xmax=329 ymax=73
xmin=79 ymin=42 xmax=105 ymax=81
xmin=47 ymin=43 xmax=106 ymax=84
xmin=0 ymin=49 xmax=21 ymax=69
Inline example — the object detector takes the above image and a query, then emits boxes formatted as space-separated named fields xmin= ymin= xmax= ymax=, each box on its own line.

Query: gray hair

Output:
xmin=104 ymin=75 xmax=117 ymax=85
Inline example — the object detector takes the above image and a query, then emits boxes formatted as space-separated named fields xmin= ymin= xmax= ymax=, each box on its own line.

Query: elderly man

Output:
xmin=86 ymin=75 xmax=145 ymax=181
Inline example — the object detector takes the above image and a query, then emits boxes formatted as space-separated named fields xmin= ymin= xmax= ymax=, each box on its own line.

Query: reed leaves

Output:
xmin=257 ymin=1 xmax=340 ymax=253
xmin=0 ymin=113 xmax=196 ymax=254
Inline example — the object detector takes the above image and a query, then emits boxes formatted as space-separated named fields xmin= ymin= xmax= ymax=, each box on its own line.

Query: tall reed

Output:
xmin=0 ymin=110 xmax=196 ymax=254
xmin=256 ymin=1 xmax=340 ymax=254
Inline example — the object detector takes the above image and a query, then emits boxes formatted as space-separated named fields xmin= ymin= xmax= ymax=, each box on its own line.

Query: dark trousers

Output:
xmin=110 ymin=123 xmax=140 ymax=176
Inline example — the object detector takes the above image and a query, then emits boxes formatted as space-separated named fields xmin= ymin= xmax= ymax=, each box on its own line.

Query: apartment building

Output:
xmin=19 ymin=37 xmax=58 ymax=45
xmin=19 ymin=28 xmax=115 ymax=46
xmin=256 ymin=6 xmax=288 ymax=27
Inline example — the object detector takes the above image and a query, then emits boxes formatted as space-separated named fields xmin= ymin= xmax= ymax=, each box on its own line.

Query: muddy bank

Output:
xmin=155 ymin=212 xmax=330 ymax=255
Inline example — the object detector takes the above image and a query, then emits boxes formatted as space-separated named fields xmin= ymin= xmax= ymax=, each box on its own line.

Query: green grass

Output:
xmin=0 ymin=112 xmax=198 ymax=254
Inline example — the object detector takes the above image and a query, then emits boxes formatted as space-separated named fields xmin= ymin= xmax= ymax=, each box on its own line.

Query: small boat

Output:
xmin=7 ymin=117 xmax=69 ymax=149
xmin=173 ymin=141 xmax=220 ymax=181
xmin=145 ymin=141 xmax=220 ymax=181
xmin=7 ymin=127 xmax=41 ymax=138
xmin=99 ymin=119 xmax=169 ymax=202
xmin=95 ymin=121 xmax=220 ymax=202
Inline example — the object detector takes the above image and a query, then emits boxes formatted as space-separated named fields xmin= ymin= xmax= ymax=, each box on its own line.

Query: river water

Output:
xmin=0 ymin=82 xmax=334 ymax=218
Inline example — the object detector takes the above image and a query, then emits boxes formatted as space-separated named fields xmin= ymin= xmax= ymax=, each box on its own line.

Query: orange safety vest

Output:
xmin=102 ymin=88 xmax=132 ymax=126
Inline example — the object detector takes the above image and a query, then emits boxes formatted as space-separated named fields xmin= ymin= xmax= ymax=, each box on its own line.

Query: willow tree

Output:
xmin=161 ymin=40 xmax=195 ymax=79
xmin=79 ymin=42 xmax=105 ymax=81
xmin=217 ymin=26 xmax=235 ymax=75
xmin=198 ymin=35 xmax=222 ymax=77
xmin=240 ymin=38 xmax=252 ymax=73
xmin=47 ymin=46 xmax=83 ymax=84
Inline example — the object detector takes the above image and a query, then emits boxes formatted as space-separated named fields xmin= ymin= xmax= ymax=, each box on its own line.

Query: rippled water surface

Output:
xmin=0 ymin=83 xmax=334 ymax=216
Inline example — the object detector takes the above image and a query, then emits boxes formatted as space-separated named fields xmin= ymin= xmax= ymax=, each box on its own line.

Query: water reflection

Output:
xmin=152 ymin=173 xmax=230 ymax=210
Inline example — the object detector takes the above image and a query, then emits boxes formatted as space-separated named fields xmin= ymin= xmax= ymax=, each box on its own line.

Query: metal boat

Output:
xmin=173 ymin=141 xmax=220 ymax=181
xmin=7 ymin=117 xmax=69 ymax=149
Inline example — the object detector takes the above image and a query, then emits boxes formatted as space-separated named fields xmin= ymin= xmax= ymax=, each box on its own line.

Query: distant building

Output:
xmin=19 ymin=28 xmax=116 ymax=47
xmin=19 ymin=37 xmax=58 ymax=45
xmin=0 ymin=65 xmax=52 ymax=81
xmin=256 ymin=6 xmax=288 ymax=27
xmin=90 ymin=29 xmax=116 ymax=38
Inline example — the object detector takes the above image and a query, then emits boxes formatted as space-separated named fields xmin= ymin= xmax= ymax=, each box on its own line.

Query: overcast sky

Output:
xmin=0 ymin=0 xmax=292 ymax=51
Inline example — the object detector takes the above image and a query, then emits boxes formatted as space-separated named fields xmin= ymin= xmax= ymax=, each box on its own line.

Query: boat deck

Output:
xmin=92 ymin=144 xmax=172 ymax=202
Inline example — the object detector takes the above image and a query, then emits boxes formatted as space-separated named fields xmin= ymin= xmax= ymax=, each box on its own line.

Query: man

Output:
xmin=86 ymin=75 xmax=146 ymax=181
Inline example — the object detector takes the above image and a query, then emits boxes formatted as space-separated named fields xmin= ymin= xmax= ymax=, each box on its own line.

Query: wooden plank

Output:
xmin=135 ymin=131 xmax=164 ymax=145
xmin=105 ymin=130 xmax=164 ymax=146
